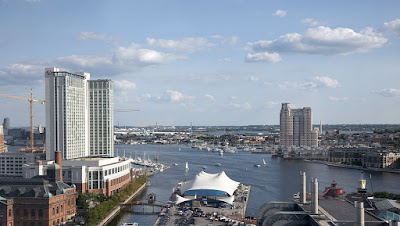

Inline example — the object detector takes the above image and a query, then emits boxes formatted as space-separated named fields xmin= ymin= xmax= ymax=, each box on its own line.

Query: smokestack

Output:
xmin=55 ymin=151 xmax=63 ymax=182
xmin=300 ymin=171 xmax=306 ymax=203
xmin=355 ymin=201 xmax=364 ymax=226
xmin=319 ymin=121 xmax=322 ymax=135
xmin=311 ymin=178 xmax=319 ymax=214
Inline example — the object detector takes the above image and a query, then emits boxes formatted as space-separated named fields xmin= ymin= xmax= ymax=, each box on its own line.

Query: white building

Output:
xmin=0 ymin=152 xmax=45 ymax=177
xmin=45 ymin=67 xmax=114 ymax=160
xmin=280 ymin=103 xmax=318 ymax=147
xmin=45 ymin=67 xmax=90 ymax=160
xmin=88 ymin=80 xmax=114 ymax=157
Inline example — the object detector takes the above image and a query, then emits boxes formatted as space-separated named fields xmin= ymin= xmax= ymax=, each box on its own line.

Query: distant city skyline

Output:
xmin=0 ymin=1 xmax=399 ymax=126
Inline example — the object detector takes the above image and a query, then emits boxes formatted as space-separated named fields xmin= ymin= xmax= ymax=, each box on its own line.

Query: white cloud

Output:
xmin=245 ymin=52 xmax=281 ymax=63
xmin=274 ymin=10 xmax=287 ymax=18
xmin=228 ymin=102 xmax=252 ymax=110
xmin=146 ymin=37 xmax=214 ymax=52
xmin=204 ymin=94 xmax=215 ymax=101
xmin=56 ymin=55 xmax=112 ymax=68
xmin=265 ymin=101 xmax=279 ymax=108
xmin=113 ymin=43 xmax=185 ymax=66
xmin=328 ymin=96 xmax=349 ymax=102
xmin=78 ymin=32 xmax=116 ymax=43
xmin=219 ymin=58 xmax=232 ymax=62
xmin=301 ymin=18 xmax=320 ymax=26
xmin=249 ymin=76 xmax=259 ymax=81
xmin=278 ymin=76 xmax=339 ymax=91
xmin=210 ymin=35 xmax=239 ymax=45
xmin=114 ymin=80 xmax=136 ymax=89
xmin=8 ymin=64 xmax=43 ymax=75
xmin=384 ymin=19 xmax=400 ymax=37
xmin=249 ymin=26 xmax=387 ymax=56
xmin=278 ymin=81 xmax=318 ymax=90
xmin=372 ymin=88 xmax=400 ymax=97
xmin=140 ymin=90 xmax=194 ymax=103
xmin=314 ymin=76 xmax=340 ymax=88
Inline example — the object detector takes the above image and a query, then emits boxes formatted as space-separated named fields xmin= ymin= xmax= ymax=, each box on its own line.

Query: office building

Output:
xmin=45 ymin=67 xmax=114 ymax=160
xmin=280 ymin=103 xmax=318 ymax=147
xmin=0 ymin=152 xmax=45 ymax=177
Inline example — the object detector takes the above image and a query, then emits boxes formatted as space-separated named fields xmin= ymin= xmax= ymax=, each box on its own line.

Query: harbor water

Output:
xmin=108 ymin=144 xmax=400 ymax=225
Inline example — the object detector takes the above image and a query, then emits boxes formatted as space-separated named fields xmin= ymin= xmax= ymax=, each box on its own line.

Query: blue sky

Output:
xmin=0 ymin=0 xmax=399 ymax=127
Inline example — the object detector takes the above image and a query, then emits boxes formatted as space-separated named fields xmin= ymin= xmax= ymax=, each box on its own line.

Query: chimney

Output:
xmin=300 ymin=171 xmax=306 ymax=203
xmin=355 ymin=201 xmax=364 ymax=226
xmin=311 ymin=178 xmax=319 ymax=214
xmin=55 ymin=151 xmax=63 ymax=182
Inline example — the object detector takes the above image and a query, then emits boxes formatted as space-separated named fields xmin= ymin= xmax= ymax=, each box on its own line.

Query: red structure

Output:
xmin=323 ymin=181 xmax=345 ymax=197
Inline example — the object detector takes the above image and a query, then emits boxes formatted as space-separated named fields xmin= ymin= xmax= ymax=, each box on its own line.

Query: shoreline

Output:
xmin=305 ymin=160 xmax=400 ymax=174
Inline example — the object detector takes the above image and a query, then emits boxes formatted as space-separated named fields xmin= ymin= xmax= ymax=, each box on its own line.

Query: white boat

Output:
xmin=219 ymin=150 xmax=224 ymax=156
xmin=254 ymin=164 xmax=261 ymax=167
xmin=185 ymin=162 xmax=189 ymax=171
xmin=263 ymin=158 xmax=267 ymax=166
xmin=173 ymin=163 xmax=178 ymax=166
xmin=121 ymin=223 xmax=139 ymax=226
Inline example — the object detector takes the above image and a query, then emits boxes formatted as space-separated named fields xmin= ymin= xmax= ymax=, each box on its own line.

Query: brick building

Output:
xmin=0 ymin=163 xmax=76 ymax=226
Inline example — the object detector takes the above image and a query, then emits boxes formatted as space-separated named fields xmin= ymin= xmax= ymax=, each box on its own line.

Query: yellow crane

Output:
xmin=0 ymin=92 xmax=45 ymax=150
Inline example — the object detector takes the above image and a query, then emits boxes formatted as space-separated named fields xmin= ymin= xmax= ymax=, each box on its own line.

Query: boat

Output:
xmin=263 ymin=158 xmax=267 ymax=166
xmin=173 ymin=163 xmax=178 ymax=166
xmin=185 ymin=162 xmax=189 ymax=171
xmin=254 ymin=164 xmax=261 ymax=167
xmin=215 ymin=163 xmax=221 ymax=167
xmin=219 ymin=150 xmax=224 ymax=156
xmin=121 ymin=223 xmax=139 ymax=226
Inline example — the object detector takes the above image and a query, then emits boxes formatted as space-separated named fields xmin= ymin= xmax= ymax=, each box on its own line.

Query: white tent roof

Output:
xmin=218 ymin=196 xmax=235 ymax=205
xmin=175 ymin=194 xmax=191 ymax=205
xmin=179 ymin=171 xmax=240 ymax=196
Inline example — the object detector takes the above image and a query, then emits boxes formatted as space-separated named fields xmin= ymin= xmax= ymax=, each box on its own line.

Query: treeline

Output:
xmin=374 ymin=129 xmax=400 ymax=134
xmin=373 ymin=191 xmax=400 ymax=200
xmin=85 ymin=175 xmax=147 ymax=226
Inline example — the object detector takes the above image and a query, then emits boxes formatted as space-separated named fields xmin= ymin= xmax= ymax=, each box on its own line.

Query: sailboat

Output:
xmin=263 ymin=158 xmax=267 ymax=166
xmin=185 ymin=162 xmax=189 ymax=171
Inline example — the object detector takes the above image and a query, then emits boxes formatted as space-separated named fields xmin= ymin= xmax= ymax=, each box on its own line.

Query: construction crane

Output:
xmin=0 ymin=92 xmax=45 ymax=150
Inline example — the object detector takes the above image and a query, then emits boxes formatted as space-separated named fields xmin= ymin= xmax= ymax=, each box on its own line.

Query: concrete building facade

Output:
xmin=280 ymin=103 xmax=318 ymax=147
xmin=0 ymin=126 xmax=7 ymax=153
xmin=88 ymin=80 xmax=114 ymax=157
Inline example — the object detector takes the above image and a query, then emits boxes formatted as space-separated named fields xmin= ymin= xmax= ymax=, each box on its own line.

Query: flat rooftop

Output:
xmin=318 ymin=199 xmax=381 ymax=222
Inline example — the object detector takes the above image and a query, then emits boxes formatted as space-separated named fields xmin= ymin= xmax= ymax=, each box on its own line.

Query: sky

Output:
xmin=0 ymin=0 xmax=399 ymax=127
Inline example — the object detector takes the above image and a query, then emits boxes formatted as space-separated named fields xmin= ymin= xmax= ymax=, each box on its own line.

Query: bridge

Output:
xmin=121 ymin=193 xmax=164 ymax=214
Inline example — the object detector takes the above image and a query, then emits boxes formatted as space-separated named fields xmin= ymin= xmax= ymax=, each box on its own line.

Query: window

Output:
xmin=8 ymin=209 xmax=11 ymax=217
xmin=31 ymin=209 xmax=35 ymax=217
xmin=38 ymin=209 xmax=42 ymax=218
xmin=52 ymin=208 xmax=55 ymax=215
xmin=56 ymin=207 xmax=59 ymax=214
xmin=61 ymin=205 xmax=63 ymax=213
xmin=24 ymin=209 xmax=28 ymax=217
xmin=30 ymin=223 xmax=34 ymax=226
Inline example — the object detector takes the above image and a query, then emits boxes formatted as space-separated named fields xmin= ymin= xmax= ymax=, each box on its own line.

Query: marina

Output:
xmin=107 ymin=144 xmax=400 ymax=226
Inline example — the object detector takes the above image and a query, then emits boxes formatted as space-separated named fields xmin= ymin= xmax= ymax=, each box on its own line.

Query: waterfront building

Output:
xmin=176 ymin=171 xmax=240 ymax=207
xmin=23 ymin=157 xmax=140 ymax=196
xmin=328 ymin=147 xmax=400 ymax=169
xmin=0 ymin=163 xmax=76 ymax=226
xmin=45 ymin=67 xmax=90 ymax=160
xmin=45 ymin=67 xmax=114 ymax=160
xmin=279 ymin=103 xmax=318 ymax=147
xmin=88 ymin=80 xmax=114 ymax=157
xmin=0 ymin=126 xmax=6 ymax=153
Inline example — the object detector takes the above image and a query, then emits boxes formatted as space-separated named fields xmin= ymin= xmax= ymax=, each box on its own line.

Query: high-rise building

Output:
xmin=45 ymin=67 xmax=114 ymax=160
xmin=88 ymin=80 xmax=114 ymax=157
xmin=0 ymin=125 xmax=7 ymax=153
xmin=2 ymin=117 xmax=10 ymax=136
xmin=280 ymin=103 xmax=318 ymax=147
